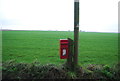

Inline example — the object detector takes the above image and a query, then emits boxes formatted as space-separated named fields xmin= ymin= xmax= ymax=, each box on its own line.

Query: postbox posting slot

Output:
xmin=61 ymin=42 xmax=68 ymax=45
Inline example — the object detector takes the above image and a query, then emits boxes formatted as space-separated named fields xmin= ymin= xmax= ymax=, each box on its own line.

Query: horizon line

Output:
xmin=0 ymin=29 xmax=119 ymax=33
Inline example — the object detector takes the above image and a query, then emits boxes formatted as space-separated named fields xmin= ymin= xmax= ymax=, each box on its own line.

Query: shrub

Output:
xmin=2 ymin=61 xmax=120 ymax=80
xmin=2 ymin=61 xmax=67 ymax=79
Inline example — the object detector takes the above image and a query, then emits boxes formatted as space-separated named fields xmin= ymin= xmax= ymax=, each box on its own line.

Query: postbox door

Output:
xmin=60 ymin=47 xmax=68 ymax=59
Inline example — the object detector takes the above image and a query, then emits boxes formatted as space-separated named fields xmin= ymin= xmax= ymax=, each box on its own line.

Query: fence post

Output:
xmin=67 ymin=38 xmax=74 ymax=70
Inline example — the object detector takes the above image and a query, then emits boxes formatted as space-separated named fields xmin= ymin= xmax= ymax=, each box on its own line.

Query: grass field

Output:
xmin=2 ymin=31 xmax=118 ymax=66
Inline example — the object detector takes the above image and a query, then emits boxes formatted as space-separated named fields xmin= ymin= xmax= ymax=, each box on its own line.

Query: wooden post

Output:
xmin=67 ymin=38 xmax=74 ymax=70
xmin=73 ymin=0 xmax=79 ymax=69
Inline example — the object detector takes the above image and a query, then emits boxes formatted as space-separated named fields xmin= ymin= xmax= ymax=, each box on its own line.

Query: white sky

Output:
xmin=0 ymin=0 xmax=119 ymax=32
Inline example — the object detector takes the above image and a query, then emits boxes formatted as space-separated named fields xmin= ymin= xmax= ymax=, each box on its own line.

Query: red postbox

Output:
xmin=60 ymin=39 xmax=69 ymax=59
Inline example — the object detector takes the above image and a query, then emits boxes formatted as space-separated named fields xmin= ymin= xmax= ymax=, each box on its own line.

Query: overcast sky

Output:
xmin=0 ymin=0 xmax=119 ymax=32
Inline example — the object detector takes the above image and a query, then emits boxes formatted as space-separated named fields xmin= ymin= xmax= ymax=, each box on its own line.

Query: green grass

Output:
xmin=2 ymin=31 xmax=118 ymax=66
